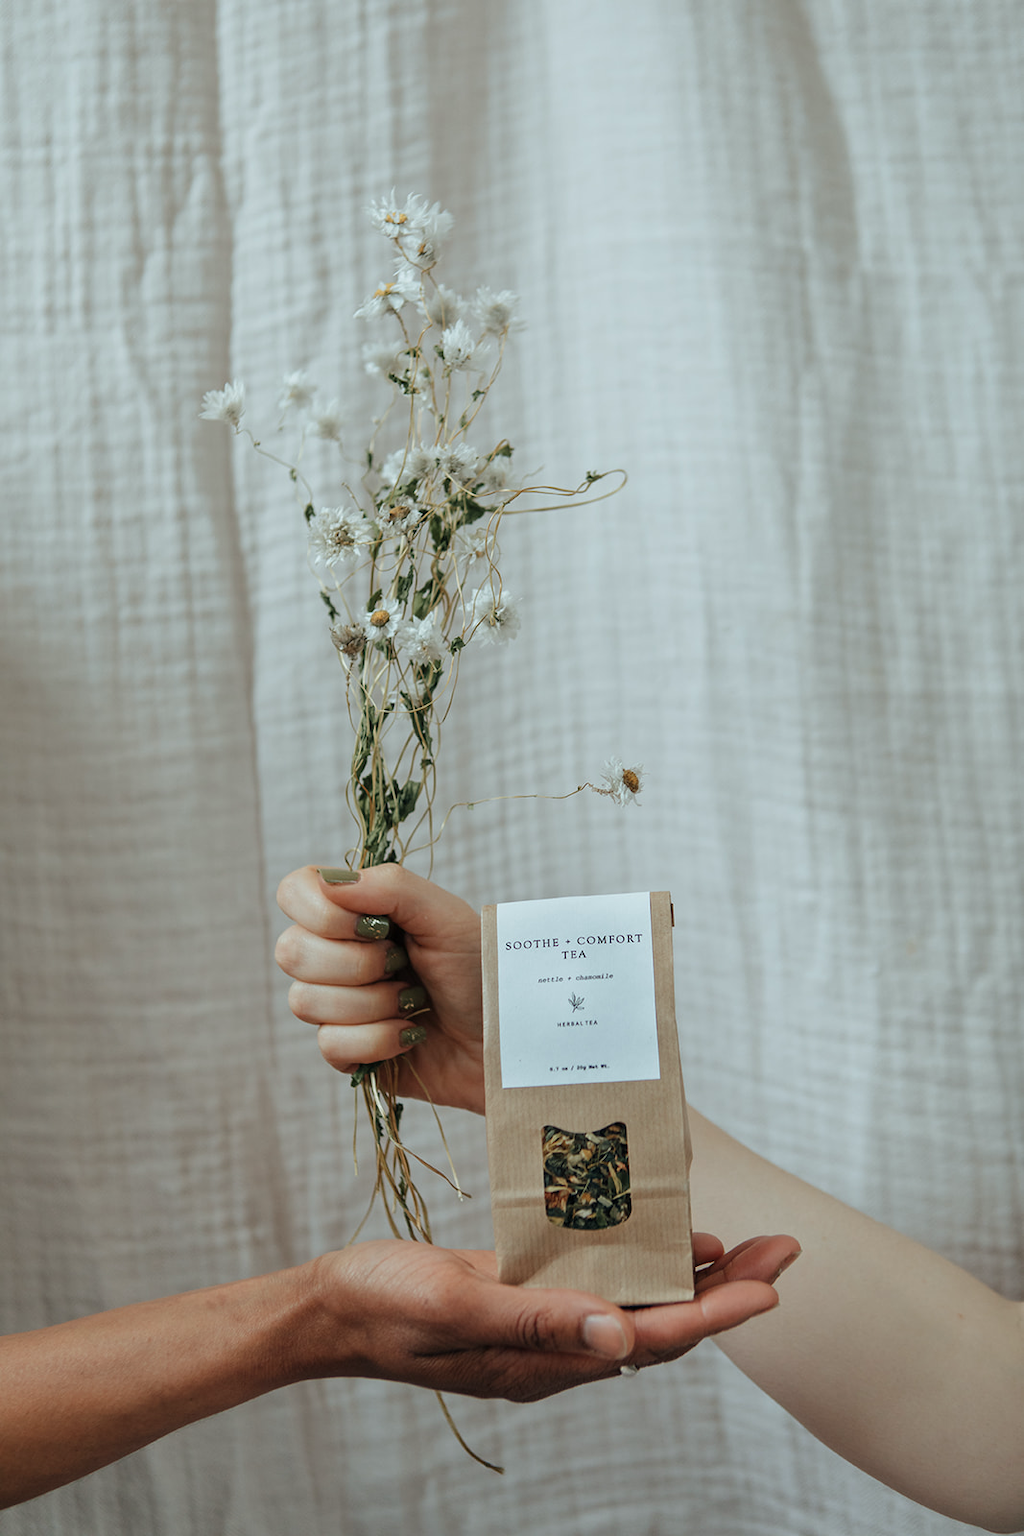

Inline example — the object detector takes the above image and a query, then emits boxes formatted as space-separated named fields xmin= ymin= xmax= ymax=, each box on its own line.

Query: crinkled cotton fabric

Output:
xmin=1 ymin=3 xmax=1021 ymax=1533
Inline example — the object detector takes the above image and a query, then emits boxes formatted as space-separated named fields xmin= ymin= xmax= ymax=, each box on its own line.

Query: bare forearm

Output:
xmin=689 ymin=1110 xmax=1024 ymax=1533
xmin=0 ymin=1267 xmax=319 ymax=1509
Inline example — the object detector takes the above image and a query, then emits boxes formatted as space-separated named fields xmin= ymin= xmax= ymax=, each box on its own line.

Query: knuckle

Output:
xmin=287 ymin=980 xmax=319 ymax=1022
xmin=355 ymin=944 xmax=385 ymax=984
xmin=512 ymin=1305 xmax=556 ymax=1354
xmin=318 ymin=1032 xmax=357 ymax=1072
xmin=274 ymin=925 xmax=306 ymax=976
xmin=366 ymin=861 xmax=407 ymax=904
xmin=275 ymin=870 xmax=298 ymax=915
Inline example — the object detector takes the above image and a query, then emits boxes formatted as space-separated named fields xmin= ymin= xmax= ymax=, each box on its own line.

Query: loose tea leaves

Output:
xmin=542 ymin=1122 xmax=632 ymax=1230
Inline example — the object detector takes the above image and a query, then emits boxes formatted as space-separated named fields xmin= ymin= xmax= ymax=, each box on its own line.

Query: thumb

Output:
xmin=459 ymin=1274 xmax=636 ymax=1362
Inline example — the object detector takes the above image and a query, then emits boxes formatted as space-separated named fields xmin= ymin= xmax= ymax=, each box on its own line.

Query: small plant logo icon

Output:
xmin=568 ymin=993 xmax=585 ymax=1012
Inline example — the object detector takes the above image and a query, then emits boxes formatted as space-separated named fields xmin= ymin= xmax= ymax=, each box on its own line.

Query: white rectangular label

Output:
xmin=495 ymin=891 xmax=661 ymax=1088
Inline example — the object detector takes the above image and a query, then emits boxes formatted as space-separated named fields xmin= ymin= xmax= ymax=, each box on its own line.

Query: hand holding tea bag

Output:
xmin=278 ymin=862 xmax=1024 ymax=1533
xmin=0 ymin=1224 xmax=796 ymax=1510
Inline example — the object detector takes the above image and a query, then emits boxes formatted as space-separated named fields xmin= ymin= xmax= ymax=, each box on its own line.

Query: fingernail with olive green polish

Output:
xmin=398 ymin=985 xmax=428 ymax=1015
xmin=384 ymin=947 xmax=408 ymax=976
xmin=399 ymin=1024 xmax=428 ymax=1048
xmin=318 ymin=868 xmax=360 ymax=884
xmin=355 ymin=914 xmax=390 ymax=940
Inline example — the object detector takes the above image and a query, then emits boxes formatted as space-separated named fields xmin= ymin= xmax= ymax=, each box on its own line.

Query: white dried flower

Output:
xmin=278 ymin=371 xmax=316 ymax=413
xmin=454 ymin=522 xmax=492 ymax=577
xmin=473 ymin=287 xmax=520 ymax=336
xmin=437 ymin=319 xmax=477 ymax=372
xmin=199 ymin=380 xmax=246 ymax=428
xmin=435 ymin=441 xmax=480 ymax=484
xmin=307 ymin=505 xmax=373 ymax=574
xmin=330 ymin=621 xmax=367 ymax=669
xmin=395 ymin=614 xmax=445 ymax=667
xmin=379 ymin=447 xmax=432 ymax=489
xmin=468 ymin=585 xmax=520 ymax=646
xmin=311 ymin=399 xmax=344 ymax=441
xmin=405 ymin=445 xmax=438 ymax=483
xmin=376 ymin=495 xmax=425 ymax=537
xmin=422 ymin=284 xmax=466 ymax=329
xmin=362 ymin=342 xmax=411 ymax=380
xmin=396 ymin=230 xmax=448 ymax=271
xmin=598 ymin=757 xmax=645 ymax=807
xmin=361 ymin=602 xmax=403 ymax=643
xmin=367 ymin=192 xmax=454 ymax=271
xmin=475 ymin=457 xmax=510 ymax=496
xmin=368 ymin=192 xmax=452 ymax=243
xmin=354 ymin=266 xmax=421 ymax=320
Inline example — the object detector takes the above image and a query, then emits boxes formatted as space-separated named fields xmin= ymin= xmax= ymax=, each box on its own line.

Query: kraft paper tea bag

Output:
xmin=482 ymin=890 xmax=694 ymax=1304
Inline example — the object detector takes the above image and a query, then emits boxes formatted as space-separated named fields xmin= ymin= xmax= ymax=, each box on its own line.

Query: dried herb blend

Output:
xmin=542 ymin=1122 xmax=632 ymax=1230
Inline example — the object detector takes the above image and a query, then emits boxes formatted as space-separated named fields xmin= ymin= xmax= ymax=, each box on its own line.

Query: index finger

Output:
xmin=276 ymin=866 xmax=377 ymax=941
xmin=276 ymin=863 xmax=478 ymax=946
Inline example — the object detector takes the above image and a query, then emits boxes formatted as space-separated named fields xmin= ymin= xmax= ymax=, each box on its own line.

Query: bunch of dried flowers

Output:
xmin=200 ymin=192 xmax=644 ymax=1248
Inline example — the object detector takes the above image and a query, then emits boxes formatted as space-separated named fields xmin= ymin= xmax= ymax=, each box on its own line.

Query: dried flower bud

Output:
xmin=330 ymin=623 xmax=366 ymax=661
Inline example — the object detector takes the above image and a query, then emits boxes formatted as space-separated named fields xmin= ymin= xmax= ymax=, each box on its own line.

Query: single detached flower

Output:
xmin=468 ymin=585 xmax=521 ymax=646
xmin=278 ymin=371 xmax=316 ymax=413
xmin=199 ymin=380 xmax=246 ymax=428
xmin=597 ymin=757 xmax=645 ymax=807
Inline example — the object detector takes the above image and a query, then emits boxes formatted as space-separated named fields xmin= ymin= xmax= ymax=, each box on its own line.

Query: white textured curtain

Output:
xmin=2 ymin=3 xmax=1022 ymax=1532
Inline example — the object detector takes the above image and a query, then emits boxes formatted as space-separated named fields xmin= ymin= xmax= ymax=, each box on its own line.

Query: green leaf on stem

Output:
xmin=401 ymin=692 xmax=433 ymax=755
xmin=394 ymin=780 xmax=421 ymax=824
xmin=412 ymin=578 xmax=439 ymax=619
xmin=430 ymin=515 xmax=452 ymax=552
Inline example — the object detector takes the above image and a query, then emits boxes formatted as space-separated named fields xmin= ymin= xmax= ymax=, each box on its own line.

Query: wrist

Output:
xmin=256 ymin=1262 xmax=345 ymax=1387
xmin=281 ymin=1253 xmax=367 ymax=1382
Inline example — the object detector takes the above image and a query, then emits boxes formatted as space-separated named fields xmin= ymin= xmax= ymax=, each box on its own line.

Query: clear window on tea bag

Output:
xmin=541 ymin=1122 xmax=632 ymax=1229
